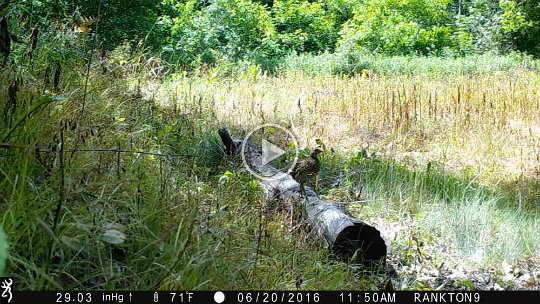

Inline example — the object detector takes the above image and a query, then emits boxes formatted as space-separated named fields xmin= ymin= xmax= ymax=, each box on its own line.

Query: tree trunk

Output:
xmin=218 ymin=128 xmax=387 ymax=267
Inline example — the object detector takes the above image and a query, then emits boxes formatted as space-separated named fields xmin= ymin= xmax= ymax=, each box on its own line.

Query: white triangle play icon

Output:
xmin=261 ymin=139 xmax=286 ymax=166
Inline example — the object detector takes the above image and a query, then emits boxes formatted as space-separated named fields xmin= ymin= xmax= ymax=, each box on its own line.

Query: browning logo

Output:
xmin=0 ymin=278 xmax=12 ymax=303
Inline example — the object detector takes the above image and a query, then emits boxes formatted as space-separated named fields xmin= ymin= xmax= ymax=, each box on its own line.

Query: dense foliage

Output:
xmin=159 ymin=0 xmax=540 ymax=65
xmin=500 ymin=0 xmax=540 ymax=54
xmin=339 ymin=0 xmax=456 ymax=55
xmin=163 ymin=0 xmax=281 ymax=69
xmin=2 ymin=0 xmax=540 ymax=70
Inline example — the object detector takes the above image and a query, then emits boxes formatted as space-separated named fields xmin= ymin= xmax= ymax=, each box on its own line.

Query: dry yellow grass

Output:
xmin=145 ymin=70 xmax=540 ymax=202
xmin=136 ymin=69 xmax=540 ymax=280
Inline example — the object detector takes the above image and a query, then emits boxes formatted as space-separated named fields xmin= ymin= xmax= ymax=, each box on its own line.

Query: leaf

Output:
xmin=60 ymin=235 xmax=84 ymax=251
xmin=287 ymin=141 xmax=296 ymax=149
xmin=76 ymin=16 xmax=97 ymax=32
xmin=218 ymin=175 xmax=230 ymax=185
xmin=219 ymin=171 xmax=234 ymax=185
xmin=300 ymin=147 xmax=310 ymax=157
xmin=100 ymin=229 xmax=126 ymax=245
xmin=249 ymin=180 xmax=258 ymax=190
xmin=455 ymin=279 xmax=476 ymax=290
xmin=211 ymin=206 xmax=229 ymax=218
xmin=102 ymin=222 xmax=127 ymax=232
xmin=315 ymin=138 xmax=327 ymax=151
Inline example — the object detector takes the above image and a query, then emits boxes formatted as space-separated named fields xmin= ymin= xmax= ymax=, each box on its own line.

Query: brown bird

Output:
xmin=291 ymin=147 xmax=324 ymax=196
xmin=288 ymin=146 xmax=323 ymax=229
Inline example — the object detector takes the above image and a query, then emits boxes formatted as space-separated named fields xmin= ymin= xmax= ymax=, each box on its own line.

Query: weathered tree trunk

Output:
xmin=218 ymin=128 xmax=387 ymax=267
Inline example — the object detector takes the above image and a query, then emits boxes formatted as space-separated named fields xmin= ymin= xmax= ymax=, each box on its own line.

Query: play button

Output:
xmin=261 ymin=139 xmax=286 ymax=165
xmin=241 ymin=123 xmax=299 ymax=181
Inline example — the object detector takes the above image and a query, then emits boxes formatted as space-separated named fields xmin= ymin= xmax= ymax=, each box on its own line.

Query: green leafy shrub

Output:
xmin=272 ymin=0 xmax=338 ymax=53
xmin=453 ymin=0 xmax=504 ymax=54
xmin=500 ymin=0 xmax=540 ymax=54
xmin=71 ymin=0 xmax=162 ymax=49
xmin=338 ymin=0 xmax=456 ymax=55
xmin=164 ymin=0 xmax=281 ymax=69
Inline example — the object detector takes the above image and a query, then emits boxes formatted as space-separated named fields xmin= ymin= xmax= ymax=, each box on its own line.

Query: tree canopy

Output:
xmin=2 ymin=0 xmax=540 ymax=68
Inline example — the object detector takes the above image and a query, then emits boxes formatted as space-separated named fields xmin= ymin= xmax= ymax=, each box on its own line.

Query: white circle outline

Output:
xmin=241 ymin=123 xmax=299 ymax=181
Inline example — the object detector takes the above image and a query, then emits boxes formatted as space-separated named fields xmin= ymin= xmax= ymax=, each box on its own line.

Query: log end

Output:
xmin=331 ymin=222 xmax=387 ymax=267
xmin=218 ymin=128 xmax=237 ymax=156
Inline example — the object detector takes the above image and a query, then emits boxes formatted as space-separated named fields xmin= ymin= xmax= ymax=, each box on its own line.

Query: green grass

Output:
xmin=281 ymin=51 xmax=539 ymax=76
xmin=316 ymin=151 xmax=540 ymax=288
xmin=2 ymin=48 xmax=540 ymax=290
xmin=0 ymin=65 xmax=368 ymax=290
xmin=342 ymin=155 xmax=540 ymax=265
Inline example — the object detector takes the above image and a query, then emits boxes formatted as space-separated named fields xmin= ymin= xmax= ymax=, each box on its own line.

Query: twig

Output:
xmin=331 ymin=199 xmax=386 ymax=205
xmin=116 ymin=142 xmax=121 ymax=179
xmin=52 ymin=128 xmax=65 ymax=232
xmin=50 ymin=128 xmax=65 ymax=268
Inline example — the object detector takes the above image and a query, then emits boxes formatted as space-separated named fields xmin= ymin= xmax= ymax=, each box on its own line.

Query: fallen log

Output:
xmin=218 ymin=128 xmax=387 ymax=267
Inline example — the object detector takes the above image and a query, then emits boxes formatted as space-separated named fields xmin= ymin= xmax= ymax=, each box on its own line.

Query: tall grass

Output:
xmin=2 ymin=31 xmax=540 ymax=290
xmin=1 ymin=50 xmax=368 ymax=290
xmin=341 ymin=156 xmax=540 ymax=265
xmin=281 ymin=52 xmax=539 ymax=76
xmin=156 ymin=68 xmax=540 ymax=195
xmin=144 ymin=64 xmax=540 ymax=271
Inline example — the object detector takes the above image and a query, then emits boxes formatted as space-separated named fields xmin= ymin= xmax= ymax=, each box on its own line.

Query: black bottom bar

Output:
xmin=9 ymin=290 xmax=539 ymax=304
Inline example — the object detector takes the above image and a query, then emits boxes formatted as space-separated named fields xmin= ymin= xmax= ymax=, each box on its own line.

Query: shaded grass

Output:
xmin=316 ymin=151 xmax=540 ymax=267
xmin=0 ymin=64 xmax=367 ymax=290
